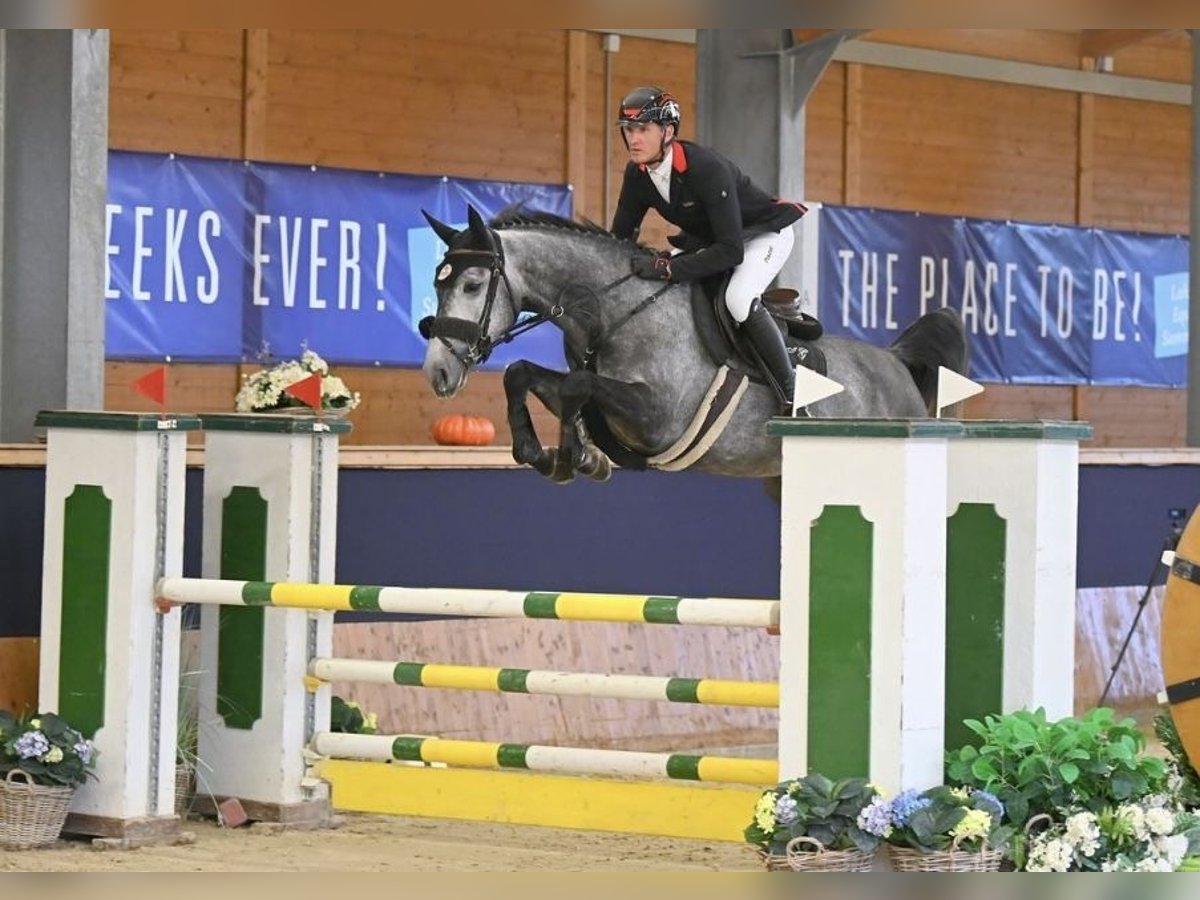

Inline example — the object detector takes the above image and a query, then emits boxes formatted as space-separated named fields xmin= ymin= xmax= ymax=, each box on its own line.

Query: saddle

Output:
xmin=691 ymin=273 xmax=827 ymax=381
xmin=578 ymin=272 xmax=828 ymax=472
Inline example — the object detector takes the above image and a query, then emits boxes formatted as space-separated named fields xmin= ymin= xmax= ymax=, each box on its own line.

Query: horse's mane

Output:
xmin=489 ymin=205 xmax=649 ymax=253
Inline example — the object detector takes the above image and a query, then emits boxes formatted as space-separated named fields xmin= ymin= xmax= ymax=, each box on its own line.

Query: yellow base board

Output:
xmin=314 ymin=758 xmax=762 ymax=843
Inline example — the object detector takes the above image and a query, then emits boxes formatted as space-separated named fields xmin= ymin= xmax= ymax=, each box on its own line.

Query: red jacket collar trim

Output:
xmin=671 ymin=142 xmax=688 ymax=174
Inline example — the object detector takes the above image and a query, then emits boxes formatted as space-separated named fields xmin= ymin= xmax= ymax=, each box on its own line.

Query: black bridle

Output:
xmin=419 ymin=233 xmax=669 ymax=367
xmin=418 ymin=244 xmax=520 ymax=367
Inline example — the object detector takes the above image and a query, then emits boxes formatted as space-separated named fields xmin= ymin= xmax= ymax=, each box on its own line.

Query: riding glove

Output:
xmin=631 ymin=254 xmax=672 ymax=282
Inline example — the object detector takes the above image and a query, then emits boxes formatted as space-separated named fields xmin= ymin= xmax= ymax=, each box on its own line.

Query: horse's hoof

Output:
xmin=529 ymin=450 xmax=556 ymax=479
xmin=549 ymin=449 xmax=576 ymax=484
xmin=580 ymin=453 xmax=611 ymax=482
xmin=512 ymin=436 xmax=544 ymax=467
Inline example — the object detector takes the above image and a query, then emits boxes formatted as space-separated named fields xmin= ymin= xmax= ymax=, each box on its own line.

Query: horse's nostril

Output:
xmin=433 ymin=366 xmax=456 ymax=396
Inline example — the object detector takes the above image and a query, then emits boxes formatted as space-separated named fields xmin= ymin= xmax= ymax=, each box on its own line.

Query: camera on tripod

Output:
xmin=1098 ymin=505 xmax=1190 ymax=707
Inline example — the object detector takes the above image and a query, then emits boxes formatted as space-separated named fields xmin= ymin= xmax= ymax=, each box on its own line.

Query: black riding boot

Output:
xmin=741 ymin=298 xmax=795 ymax=410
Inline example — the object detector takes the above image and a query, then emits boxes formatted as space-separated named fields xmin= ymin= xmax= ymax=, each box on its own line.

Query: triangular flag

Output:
xmin=284 ymin=372 xmax=323 ymax=411
xmin=132 ymin=365 xmax=167 ymax=407
xmin=936 ymin=366 xmax=984 ymax=417
xmin=792 ymin=365 xmax=844 ymax=414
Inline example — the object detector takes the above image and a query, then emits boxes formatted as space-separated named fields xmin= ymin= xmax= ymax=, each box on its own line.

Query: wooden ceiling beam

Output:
xmin=1079 ymin=29 xmax=1168 ymax=58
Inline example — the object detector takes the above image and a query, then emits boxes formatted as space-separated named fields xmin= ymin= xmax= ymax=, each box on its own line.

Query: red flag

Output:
xmin=284 ymin=373 xmax=323 ymax=411
xmin=132 ymin=366 xmax=167 ymax=407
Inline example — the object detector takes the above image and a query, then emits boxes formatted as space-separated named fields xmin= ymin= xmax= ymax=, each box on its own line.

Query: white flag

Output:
xmin=936 ymin=366 xmax=984 ymax=417
xmin=793 ymin=366 xmax=844 ymax=414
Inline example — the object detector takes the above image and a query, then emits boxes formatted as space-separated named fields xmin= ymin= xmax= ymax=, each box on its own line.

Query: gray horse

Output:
xmin=420 ymin=206 xmax=969 ymax=484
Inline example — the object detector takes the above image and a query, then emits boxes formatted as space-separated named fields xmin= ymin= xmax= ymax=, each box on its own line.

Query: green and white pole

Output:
xmin=769 ymin=418 xmax=965 ymax=794
xmin=36 ymin=411 xmax=199 ymax=843
xmin=195 ymin=413 xmax=350 ymax=823
xmin=943 ymin=421 xmax=1093 ymax=751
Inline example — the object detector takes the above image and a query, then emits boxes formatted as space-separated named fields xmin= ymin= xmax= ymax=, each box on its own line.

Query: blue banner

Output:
xmin=817 ymin=205 xmax=1189 ymax=387
xmin=105 ymin=151 xmax=572 ymax=369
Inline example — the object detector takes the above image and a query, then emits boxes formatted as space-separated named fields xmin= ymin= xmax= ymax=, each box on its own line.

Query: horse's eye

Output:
xmin=462 ymin=281 xmax=483 ymax=295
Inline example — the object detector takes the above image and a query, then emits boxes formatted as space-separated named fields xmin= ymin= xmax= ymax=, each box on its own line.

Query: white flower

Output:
xmin=1064 ymin=811 xmax=1101 ymax=856
xmin=1154 ymin=834 xmax=1189 ymax=868
xmin=1144 ymin=807 xmax=1175 ymax=836
xmin=233 ymin=350 xmax=360 ymax=412
xmin=40 ymin=745 xmax=64 ymax=764
xmin=301 ymin=349 xmax=329 ymax=375
xmin=1027 ymin=836 xmax=1074 ymax=873
xmin=1135 ymin=857 xmax=1174 ymax=872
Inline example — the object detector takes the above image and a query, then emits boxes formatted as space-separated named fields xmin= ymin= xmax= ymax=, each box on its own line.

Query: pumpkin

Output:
xmin=430 ymin=414 xmax=496 ymax=446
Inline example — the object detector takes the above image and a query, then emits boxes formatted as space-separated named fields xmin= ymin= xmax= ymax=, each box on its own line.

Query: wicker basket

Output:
xmin=0 ymin=769 xmax=75 ymax=850
xmin=887 ymin=839 xmax=1004 ymax=872
xmin=786 ymin=836 xmax=877 ymax=872
xmin=174 ymin=765 xmax=192 ymax=818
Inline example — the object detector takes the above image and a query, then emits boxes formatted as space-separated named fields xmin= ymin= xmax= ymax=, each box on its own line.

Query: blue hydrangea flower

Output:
xmin=14 ymin=730 xmax=50 ymax=760
xmin=856 ymin=796 xmax=894 ymax=837
xmin=774 ymin=794 xmax=799 ymax=825
xmin=73 ymin=740 xmax=94 ymax=765
xmin=890 ymin=789 xmax=933 ymax=827
xmin=971 ymin=789 xmax=1004 ymax=820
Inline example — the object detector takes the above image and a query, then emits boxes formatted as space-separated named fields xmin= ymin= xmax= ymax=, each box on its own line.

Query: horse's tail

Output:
xmin=888 ymin=307 xmax=970 ymax=410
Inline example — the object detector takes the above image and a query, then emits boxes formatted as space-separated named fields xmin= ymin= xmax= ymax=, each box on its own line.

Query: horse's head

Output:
xmin=419 ymin=205 xmax=519 ymax=397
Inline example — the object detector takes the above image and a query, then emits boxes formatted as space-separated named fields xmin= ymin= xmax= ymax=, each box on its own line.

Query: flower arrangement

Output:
xmin=330 ymin=696 xmax=377 ymax=735
xmin=744 ymin=773 xmax=885 ymax=859
xmin=862 ymin=785 xmax=1014 ymax=856
xmin=1024 ymin=801 xmax=1200 ymax=872
xmin=234 ymin=347 xmax=361 ymax=414
xmin=944 ymin=707 xmax=1168 ymax=827
xmin=0 ymin=710 xmax=97 ymax=788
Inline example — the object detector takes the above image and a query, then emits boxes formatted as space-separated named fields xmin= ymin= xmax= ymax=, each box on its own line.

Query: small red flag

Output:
xmin=132 ymin=366 xmax=167 ymax=407
xmin=284 ymin=373 xmax=323 ymax=411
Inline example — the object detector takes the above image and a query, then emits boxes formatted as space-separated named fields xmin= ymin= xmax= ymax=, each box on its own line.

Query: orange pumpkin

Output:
xmin=430 ymin=414 xmax=496 ymax=446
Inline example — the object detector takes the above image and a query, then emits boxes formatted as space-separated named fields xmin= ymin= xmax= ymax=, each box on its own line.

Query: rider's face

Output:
xmin=623 ymin=123 xmax=670 ymax=165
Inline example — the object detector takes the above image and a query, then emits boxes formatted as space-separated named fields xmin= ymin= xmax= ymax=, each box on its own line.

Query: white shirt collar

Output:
xmin=647 ymin=145 xmax=674 ymax=202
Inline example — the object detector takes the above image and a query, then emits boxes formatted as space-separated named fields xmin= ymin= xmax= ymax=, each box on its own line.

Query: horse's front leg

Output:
xmin=503 ymin=361 xmax=564 ymax=479
xmin=555 ymin=370 xmax=653 ymax=479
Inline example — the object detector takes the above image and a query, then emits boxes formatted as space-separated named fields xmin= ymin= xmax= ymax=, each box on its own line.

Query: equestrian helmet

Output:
xmin=617 ymin=86 xmax=681 ymax=132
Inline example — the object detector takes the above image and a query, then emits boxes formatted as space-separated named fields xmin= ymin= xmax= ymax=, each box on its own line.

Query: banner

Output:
xmin=105 ymin=151 xmax=572 ymax=369
xmin=816 ymin=205 xmax=1189 ymax=387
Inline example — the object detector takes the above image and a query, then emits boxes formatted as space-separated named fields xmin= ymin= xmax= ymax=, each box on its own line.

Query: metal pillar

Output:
xmin=0 ymin=29 xmax=108 ymax=442
xmin=695 ymin=29 xmax=858 ymax=297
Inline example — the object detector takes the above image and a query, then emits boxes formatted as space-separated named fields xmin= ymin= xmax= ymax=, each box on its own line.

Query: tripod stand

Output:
xmin=1098 ymin=511 xmax=1187 ymax=708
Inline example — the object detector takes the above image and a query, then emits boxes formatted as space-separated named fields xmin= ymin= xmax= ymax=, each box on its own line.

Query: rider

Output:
xmin=611 ymin=86 xmax=807 ymax=408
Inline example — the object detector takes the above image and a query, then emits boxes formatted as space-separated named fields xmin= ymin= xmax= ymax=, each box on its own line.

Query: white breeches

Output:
xmin=725 ymin=225 xmax=795 ymax=323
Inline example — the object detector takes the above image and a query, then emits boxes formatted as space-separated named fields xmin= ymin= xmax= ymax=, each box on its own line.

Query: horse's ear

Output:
xmin=466 ymin=205 xmax=490 ymax=244
xmin=422 ymin=210 xmax=460 ymax=247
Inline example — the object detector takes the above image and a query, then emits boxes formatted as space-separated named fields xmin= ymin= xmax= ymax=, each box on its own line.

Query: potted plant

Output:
xmin=234 ymin=346 xmax=361 ymax=416
xmin=0 ymin=710 xmax=98 ymax=849
xmin=743 ymin=773 xmax=884 ymax=871
xmin=1023 ymin=801 xmax=1200 ymax=871
xmin=880 ymin=785 xmax=1013 ymax=872
xmin=945 ymin=706 xmax=1169 ymax=865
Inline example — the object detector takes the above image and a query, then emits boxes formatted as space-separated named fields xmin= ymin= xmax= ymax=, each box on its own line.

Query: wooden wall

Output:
xmin=802 ymin=29 xmax=1193 ymax=447
xmin=106 ymin=29 xmax=1194 ymax=447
